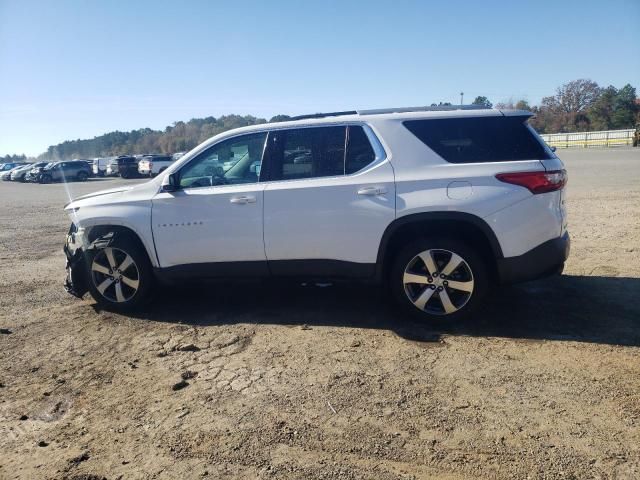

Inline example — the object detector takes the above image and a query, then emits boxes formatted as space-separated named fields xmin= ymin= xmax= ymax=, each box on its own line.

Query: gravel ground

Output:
xmin=1 ymin=149 xmax=639 ymax=480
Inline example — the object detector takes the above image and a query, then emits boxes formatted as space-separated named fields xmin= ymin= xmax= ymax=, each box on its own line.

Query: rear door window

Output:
xmin=403 ymin=116 xmax=551 ymax=163
xmin=268 ymin=126 xmax=346 ymax=181
xmin=346 ymin=125 xmax=376 ymax=174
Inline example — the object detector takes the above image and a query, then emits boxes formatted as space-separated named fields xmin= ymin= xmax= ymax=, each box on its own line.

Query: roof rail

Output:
xmin=290 ymin=110 xmax=358 ymax=121
xmin=357 ymin=105 xmax=489 ymax=115
xmin=288 ymin=104 xmax=491 ymax=121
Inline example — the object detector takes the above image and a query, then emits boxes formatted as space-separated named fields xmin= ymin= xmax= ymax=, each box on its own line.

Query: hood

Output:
xmin=63 ymin=178 xmax=161 ymax=212
xmin=71 ymin=185 xmax=136 ymax=202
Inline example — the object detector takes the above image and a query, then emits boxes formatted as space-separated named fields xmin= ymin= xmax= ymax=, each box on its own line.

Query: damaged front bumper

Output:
xmin=64 ymin=224 xmax=118 ymax=298
xmin=63 ymin=224 xmax=89 ymax=298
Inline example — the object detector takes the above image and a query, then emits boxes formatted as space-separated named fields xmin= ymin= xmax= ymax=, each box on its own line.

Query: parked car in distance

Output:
xmin=10 ymin=162 xmax=48 ymax=181
xmin=137 ymin=154 xmax=174 ymax=177
xmin=1 ymin=165 xmax=25 ymax=180
xmin=63 ymin=105 xmax=569 ymax=321
xmin=0 ymin=161 xmax=26 ymax=173
xmin=39 ymin=160 xmax=92 ymax=183
xmin=111 ymin=156 xmax=142 ymax=179
xmin=92 ymin=157 xmax=115 ymax=177
xmin=105 ymin=158 xmax=119 ymax=176
xmin=25 ymin=162 xmax=53 ymax=182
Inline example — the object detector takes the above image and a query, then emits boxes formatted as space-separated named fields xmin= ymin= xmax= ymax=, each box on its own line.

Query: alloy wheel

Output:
xmin=403 ymin=248 xmax=474 ymax=315
xmin=91 ymin=247 xmax=140 ymax=303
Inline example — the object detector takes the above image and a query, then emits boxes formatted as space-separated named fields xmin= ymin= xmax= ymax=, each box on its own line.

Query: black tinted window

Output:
xmin=346 ymin=126 xmax=376 ymax=174
xmin=269 ymin=126 xmax=346 ymax=180
xmin=403 ymin=116 xmax=551 ymax=163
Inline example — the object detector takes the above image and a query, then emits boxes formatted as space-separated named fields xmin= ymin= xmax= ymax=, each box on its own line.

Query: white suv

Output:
xmin=63 ymin=106 xmax=569 ymax=321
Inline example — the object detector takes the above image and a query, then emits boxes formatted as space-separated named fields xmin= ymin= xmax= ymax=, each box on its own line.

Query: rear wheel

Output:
xmin=390 ymin=237 xmax=489 ymax=322
xmin=85 ymin=234 xmax=153 ymax=311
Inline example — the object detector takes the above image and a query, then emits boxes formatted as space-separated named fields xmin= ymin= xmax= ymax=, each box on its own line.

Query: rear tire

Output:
xmin=85 ymin=233 xmax=154 ymax=311
xmin=390 ymin=237 xmax=489 ymax=322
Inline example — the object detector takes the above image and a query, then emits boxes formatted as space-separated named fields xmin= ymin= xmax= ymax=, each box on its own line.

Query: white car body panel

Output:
xmin=151 ymin=183 xmax=266 ymax=267
xmin=263 ymin=160 xmax=396 ymax=264
xmin=64 ymin=180 xmax=161 ymax=267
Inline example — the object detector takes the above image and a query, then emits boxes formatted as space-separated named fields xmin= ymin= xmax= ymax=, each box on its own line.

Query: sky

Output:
xmin=1 ymin=0 xmax=639 ymax=156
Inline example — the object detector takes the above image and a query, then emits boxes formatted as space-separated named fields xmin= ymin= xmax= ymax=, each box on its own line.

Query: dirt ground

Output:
xmin=1 ymin=149 xmax=639 ymax=480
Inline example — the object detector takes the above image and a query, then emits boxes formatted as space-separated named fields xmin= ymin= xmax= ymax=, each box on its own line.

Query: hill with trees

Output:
xmin=35 ymin=114 xmax=289 ymax=161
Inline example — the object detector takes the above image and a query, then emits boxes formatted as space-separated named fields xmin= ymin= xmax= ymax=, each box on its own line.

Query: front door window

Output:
xmin=178 ymin=132 xmax=267 ymax=189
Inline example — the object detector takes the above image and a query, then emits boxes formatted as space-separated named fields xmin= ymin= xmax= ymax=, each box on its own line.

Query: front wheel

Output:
xmin=390 ymin=237 xmax=489 ymax=322
xmin=85 ymin=234 xmax=153 ymax=311
xmin=39 ymin=174 xmax=52 ymax=184
xmin=77 ymin=171 xmax=88 ymax=182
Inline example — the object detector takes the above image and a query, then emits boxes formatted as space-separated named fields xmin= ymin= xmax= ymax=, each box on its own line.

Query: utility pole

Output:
xmin=460 ymin=92 xmax=464 ymax=105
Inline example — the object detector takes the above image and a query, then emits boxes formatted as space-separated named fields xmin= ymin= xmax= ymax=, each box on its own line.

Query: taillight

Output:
xmin=496 ymin=169 xmax=567 ymax=194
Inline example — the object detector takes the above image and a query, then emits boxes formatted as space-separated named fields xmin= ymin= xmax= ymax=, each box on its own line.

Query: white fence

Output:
xmin=540 ymin=129 xmax=635 ymax=148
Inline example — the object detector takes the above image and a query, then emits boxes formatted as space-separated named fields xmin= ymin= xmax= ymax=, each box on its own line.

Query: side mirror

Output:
xmin=161 ymin=172 xmax=180 ymax=192
xmin=550 ymin=146 xmax=557 ymax=152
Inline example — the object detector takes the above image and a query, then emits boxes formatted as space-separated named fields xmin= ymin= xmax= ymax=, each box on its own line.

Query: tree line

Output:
xmin=36 ymin=114 xmax=287 ymax=161
xmin=3 ymin=78 xmax=637 ymax=162
xmin=471 ymin=79 xmax=639 ymax=133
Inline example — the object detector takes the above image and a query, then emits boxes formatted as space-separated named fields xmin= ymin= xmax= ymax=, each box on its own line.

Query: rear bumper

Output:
xmin=497 ymin=232 xmax=570 ymax=284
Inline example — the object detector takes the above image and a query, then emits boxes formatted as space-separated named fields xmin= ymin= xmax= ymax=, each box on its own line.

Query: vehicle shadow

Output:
xmin=119 ymin=275 xmax=640 ymax=347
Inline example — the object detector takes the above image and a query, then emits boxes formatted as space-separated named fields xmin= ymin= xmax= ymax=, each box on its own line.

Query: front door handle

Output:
xmin=229 ymin=195 xmax=256 ymax=205
xmin=357 ymin=186 xmax=387 ymax=196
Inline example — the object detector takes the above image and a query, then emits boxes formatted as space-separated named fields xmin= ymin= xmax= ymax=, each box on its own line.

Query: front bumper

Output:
xmin=497 ymin=232 xmax=570 ymax=284
xmin=63 ymin=225 xmax=89 ymax=298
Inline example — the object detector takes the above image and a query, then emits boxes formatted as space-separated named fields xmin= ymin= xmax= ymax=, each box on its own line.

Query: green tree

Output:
xmin=587 ymin=86 xmax=617 ymax=130
xmin=269 ymin=114 xmax=291 ymax=123
xmin=471 ymin=96 xmax=492 ymax=108
xmin=610 ymin=84 xmax=638 ymax=129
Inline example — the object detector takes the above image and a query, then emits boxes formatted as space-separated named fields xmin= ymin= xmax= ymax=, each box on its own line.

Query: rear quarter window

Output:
xmin=403 ymin=116 xmax=551 ymax=163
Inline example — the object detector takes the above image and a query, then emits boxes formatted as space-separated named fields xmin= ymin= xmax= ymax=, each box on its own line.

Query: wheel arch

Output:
xmin=376 ymin=212 xmax=503 ymax=282
xmin=84 ymin=224 xmax=157 ymax=268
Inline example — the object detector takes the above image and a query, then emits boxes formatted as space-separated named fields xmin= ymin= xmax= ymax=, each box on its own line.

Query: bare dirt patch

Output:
xmin=1 ymin=150 xmax=639 ymax=479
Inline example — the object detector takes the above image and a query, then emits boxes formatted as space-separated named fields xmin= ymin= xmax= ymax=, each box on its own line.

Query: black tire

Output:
xmin=390 ymin=236 xmax=489 ymax=322
xmin=120 ymin=171 xmax=129 ymax=179
xmin=40 ymin=174 xmax=52 ymax=184
xmin=85 ymin=233 xmax=154 ymax=311
xmin=77 ymin=171 xmax=88 ymax=182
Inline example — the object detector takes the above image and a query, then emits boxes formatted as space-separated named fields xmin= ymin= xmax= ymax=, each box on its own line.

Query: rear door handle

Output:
xmin=229 ymin=195 xmax=256 ymax=205
xmin=357 ymin=186 xmax=387 ymax=196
